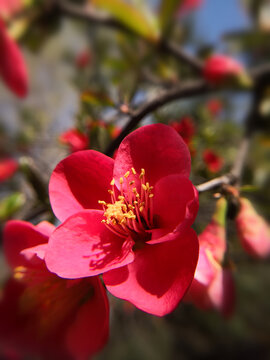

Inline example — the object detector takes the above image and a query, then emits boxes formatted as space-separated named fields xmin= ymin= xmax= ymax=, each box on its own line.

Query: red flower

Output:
xmin=0 ymin=158 xmax=18 ymax=182
xmin=178 ymin=0 xmax=203 ymax=15
xmin=1 ymin=220 xmax=109 ymax=360
xmin=203 ymin=54 xmax=245 ymax=86
xmin=0 ymin=18 xmax=28 ymax=97
xmin=45 ymin=124 xmax=199 ymax=316
xmin=75 ymin=50 xmax=91 ymax=69
xmin=59 ymin=128 xmax=89 ymax=153
xmin=203 ymin=149 xmax=223 ymax=173
xmin=187 ymin=198 xmax=235 ymax=317
xmin=235 ymin=197 xmax=270 ymax=258
xmin=170 ymin=117 xmax=196 ymax=157
xmin=170 ymin=116 xmax=195 ymax=144
xmin=206 ymin=99 xmax=223 ymax=117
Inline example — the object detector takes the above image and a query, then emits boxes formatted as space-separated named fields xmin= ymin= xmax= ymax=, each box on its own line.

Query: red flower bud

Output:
xmin=0 ymin=158 xmax=18 ymax=182
xmin=0 ymin=19 xmax=28 ymax=97
xmin=236 ymin=197 xmax=270 ymax=258
xmin=187 ymin=198 xmax=235 ymax=317
xmin=203 ymin=54 xmax=247 ymax=86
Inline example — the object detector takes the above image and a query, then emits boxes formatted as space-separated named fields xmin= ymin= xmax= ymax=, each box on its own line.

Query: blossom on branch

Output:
xmin=186 ymin=198 xmax=235 ymax=317
xmin=0 ymin=220 xmax=109 ymax=360
xmin=236 ymin=197 xmax=270 ymax=259
xmin=46 ymin=124 xmax=199 ymax=316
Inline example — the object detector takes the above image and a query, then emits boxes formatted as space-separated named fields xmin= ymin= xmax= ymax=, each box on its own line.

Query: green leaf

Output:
xmin=159 ymin=0 xmax=182 ymax=34
xmin=81 ymin=90 xmax=114 ymax=107
xmin=0 ymin=192 xmax=25 ymax=221
xmin=92 ymin=0 xmax=160 ymax=42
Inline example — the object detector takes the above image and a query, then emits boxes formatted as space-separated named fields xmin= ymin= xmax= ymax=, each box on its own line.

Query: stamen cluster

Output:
xmin=99 ymin=168 xmax=154 ymax=238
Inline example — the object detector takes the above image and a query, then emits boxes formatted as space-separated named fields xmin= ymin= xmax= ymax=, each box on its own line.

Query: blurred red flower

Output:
xmin=59 ymin=128 xmax=89 ymax=153
xmin=203 ymin=54 xmax=245 ymax=86
xmin=0 ymin=18 xmax=28 ymax=97
xmin=187 ymin=198 xmax=235 ymax=317
xmin=171 ymin=117 xmax=196 ymax=156
xmin=203 ymin=149 xmax=223 ymax=173
xmin=236 ymin=197 xmax=270 ymax=258
xmin=0 ymin=0 xmax=22 ymax=19
xmin=0 ymin=158 xmax=18 ymax=182
xmin=206 ymin=99 xmax=223 ymax=117
xmin=178 ymin=0 xmax=203 ymax=15
xmin=1 ymin=220 xmax=109 ymax=360
xmin=46 ymin=124 xmax=199 ymax=316
xmin=75 ymin=50 xmax=91 ymax=69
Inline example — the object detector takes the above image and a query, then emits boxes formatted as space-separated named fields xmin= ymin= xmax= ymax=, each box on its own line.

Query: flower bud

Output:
xmin=236 ymin=197 xmax=270 ymax=258
xmin=187 ymin=198 xmax=235 ymax=316
xmin=203 ymin=54 xmax=252 ymax=88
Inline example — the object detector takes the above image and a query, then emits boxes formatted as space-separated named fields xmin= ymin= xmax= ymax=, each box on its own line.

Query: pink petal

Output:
xmin=0 ymin=19 xmax=28 ymax=97
xmin=66 ymin=277 xmax=109 ymax=360
xmin=152 ymin=174 xmax=199 ymax=235
xmin=3 ymin=220 xmax=48 ymax=269
xmin=194 ymin=247 xmax=215 ymax=286
xmin=208 ymin=268 xmax=235 ymax=317
xmin=45 ymin=210 xmax=135 ymax=279
xmin=103 ymin=228 xmax=198 ymax=316
xmin=113 ymin=124 xmax=191 ymax=192
xmin=49 ymin=150 xmax=114 ymax=222
xmin=21 ymin=243 xmax=48 ymax=261
xmin=36 ymin=221 xmax=55 ymax=237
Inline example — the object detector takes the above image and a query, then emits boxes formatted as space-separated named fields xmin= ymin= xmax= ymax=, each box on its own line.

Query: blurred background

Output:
xmin=0 ymin=0 xmax=270 ymax=359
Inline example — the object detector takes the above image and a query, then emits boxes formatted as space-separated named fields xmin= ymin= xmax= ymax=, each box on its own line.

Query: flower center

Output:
xmin=99 ymin=168 xmax=154 ymax=239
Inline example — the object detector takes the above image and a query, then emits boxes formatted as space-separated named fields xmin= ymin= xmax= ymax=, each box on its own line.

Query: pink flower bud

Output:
xmin=236 ymin=198 xmax=270 ymax=258
xmin=187 ymin=198 xmax=235 ymax=316
xmin=203 ymin=54 xmax=246 ymax=86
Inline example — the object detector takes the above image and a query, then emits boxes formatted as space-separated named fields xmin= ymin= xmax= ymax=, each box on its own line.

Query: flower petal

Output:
xmin=0 ymin=19 xmax=28 ymax=97
xmin=66 ymin=277 xmax=109 ymax=360
xmin=113 ymin=124 xmax=191 ymax=191
xmin=49 ymin=150 xmax=114 ymax=222
xmin=103 ymin=228 xmax=198 ymax=316
xmin=36 ymin=221 xmax=55 ymax=237
xmin=3 ymin=220 xmax=48 ymax=269
xmin=152 ymin=174 xmax=198 ymax=235
xmin=208 ymin=268 xmax=235 ymax=317
xmin=45 ymin=210 xmax=135 ymax=279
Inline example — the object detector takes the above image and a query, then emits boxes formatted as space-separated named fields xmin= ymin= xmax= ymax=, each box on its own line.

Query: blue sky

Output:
xmin=193 ymin=0 xmax=251 ymax=46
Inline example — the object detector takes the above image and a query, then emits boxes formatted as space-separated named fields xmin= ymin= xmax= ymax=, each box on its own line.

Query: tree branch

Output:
xmin=105 ymin=79 xmax=210 ymax=155
xmin=57 ymin=0 xmax=203 ymax=72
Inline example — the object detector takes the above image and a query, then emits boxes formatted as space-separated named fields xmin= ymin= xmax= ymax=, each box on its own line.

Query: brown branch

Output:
xmin=57 ymin=0 xmax=203 ymax=72
xmin=105 ymin=79 xmax=210 ymax=155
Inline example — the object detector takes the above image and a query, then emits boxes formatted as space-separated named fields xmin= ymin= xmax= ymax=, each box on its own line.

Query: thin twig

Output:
xmin=105 ymin=79 xmax=210 ymax=155
xmin=196 ymin=174 xmax=236 ymax=193
xmin=57 ymin=0 xmax=203 ymax=72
